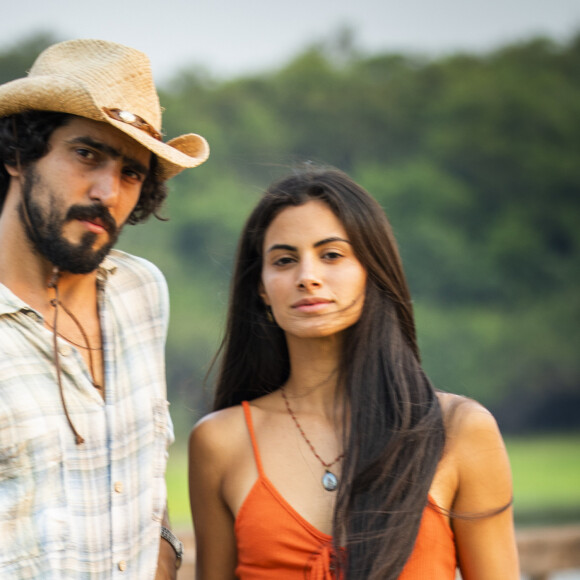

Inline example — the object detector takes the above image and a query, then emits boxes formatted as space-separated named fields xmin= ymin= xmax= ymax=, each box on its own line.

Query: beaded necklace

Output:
xmin=281 ymin=387 xmax=344 ymax=491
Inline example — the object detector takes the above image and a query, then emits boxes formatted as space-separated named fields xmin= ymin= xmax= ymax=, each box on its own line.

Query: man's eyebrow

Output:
xmin=67 ymin=136 xmax=149 ymax=176
xmin=266 ymin=237 xmax=351 ymax=254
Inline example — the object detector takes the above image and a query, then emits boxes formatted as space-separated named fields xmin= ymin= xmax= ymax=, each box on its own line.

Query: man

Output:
xmin=0 ymin=39 xmax=209 ymax=578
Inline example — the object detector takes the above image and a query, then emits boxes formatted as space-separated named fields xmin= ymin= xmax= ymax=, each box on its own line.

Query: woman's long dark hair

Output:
xmin=213 ymin=167 xmax=446 ymax=579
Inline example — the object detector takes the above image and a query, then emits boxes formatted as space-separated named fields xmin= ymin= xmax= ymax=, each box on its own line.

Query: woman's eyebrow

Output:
xmin=266 ymin=243 xmax=297 ymax=254
xmin=313 ymin=236 xmax=351 ymax=248
xmin=266 ymin=237 xmax=351 ymax=254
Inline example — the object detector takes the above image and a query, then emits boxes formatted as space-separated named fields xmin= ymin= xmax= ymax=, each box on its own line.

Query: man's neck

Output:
xmin=0 ymin=254 xmax=99 ymax=319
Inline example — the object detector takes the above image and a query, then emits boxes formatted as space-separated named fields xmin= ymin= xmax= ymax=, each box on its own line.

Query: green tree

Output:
xmin=2 ymin=31 xmax=578 ymax=435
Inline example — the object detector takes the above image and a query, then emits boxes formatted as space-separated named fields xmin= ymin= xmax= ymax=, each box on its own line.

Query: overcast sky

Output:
xmin=3 ymin=0 xmax=579 ymax=84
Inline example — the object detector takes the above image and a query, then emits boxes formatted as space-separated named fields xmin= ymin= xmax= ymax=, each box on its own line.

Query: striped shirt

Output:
xmin=0 ymin=249 xmax=174 ymax=579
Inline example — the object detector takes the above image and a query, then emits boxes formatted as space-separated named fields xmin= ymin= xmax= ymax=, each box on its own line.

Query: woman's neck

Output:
xmin=283 ymin=334 xmax=345 ymax=417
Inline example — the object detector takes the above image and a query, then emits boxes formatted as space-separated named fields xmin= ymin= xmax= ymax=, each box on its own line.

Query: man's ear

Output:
xmin=4 ymin=163 xmax=21 ymax=178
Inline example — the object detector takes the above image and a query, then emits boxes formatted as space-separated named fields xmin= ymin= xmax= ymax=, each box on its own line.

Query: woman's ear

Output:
xmin=258 ymin=281 xmax=270 ymax=306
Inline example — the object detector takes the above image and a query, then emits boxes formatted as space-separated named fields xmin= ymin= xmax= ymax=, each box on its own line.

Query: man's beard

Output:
xmin=19 ymin=166 xmax=121 ymax=274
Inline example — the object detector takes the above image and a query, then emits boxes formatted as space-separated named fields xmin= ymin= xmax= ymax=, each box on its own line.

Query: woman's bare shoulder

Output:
xmin=435 ymin=397 xmax=518 ymax=577
xmin=437 ymin=392 xmax=512 ymax=503
xmin=437 ymin=391 xmax=499 ymax=438
xmin=189 ymin=405 xmax=248 ymax=461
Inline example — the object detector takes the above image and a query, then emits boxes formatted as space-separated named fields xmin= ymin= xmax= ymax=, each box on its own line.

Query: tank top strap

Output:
xmin=241 ymin=401 xmax=265 ymax=476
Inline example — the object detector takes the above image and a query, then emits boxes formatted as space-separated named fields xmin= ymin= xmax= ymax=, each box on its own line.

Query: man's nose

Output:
xmin=88 ymin=166 xmax=121 ymax=206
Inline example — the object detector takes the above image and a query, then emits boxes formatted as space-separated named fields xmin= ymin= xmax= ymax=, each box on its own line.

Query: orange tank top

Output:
xmin=235 ymin=401 xmax=457 ymax=579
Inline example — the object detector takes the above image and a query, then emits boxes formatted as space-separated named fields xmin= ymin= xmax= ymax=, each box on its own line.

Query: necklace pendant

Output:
xmin=322 ymin=470 xmax=339 ymax=492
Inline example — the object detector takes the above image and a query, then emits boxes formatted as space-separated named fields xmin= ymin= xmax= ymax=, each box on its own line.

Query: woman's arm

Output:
xmin=188 ymin=415 xmax=238 ymax=580
xmin=450 ymin=401 xmax=520 ymax=580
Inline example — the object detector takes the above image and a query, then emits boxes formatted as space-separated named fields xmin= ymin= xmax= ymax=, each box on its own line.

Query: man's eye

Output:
xmin=76 ymin=148 xmax=96 ymax=159
xmin=123 ymin=168 xmax=144 ymax=182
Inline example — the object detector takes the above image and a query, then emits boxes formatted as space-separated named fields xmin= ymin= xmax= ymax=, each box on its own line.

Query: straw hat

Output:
xmin=0 ymin=39 xmax=209 ymax=180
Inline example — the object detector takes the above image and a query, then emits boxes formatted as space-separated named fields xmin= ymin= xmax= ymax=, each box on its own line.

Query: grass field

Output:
xmin=166 ymin=446 xmax=192 ymax=528
xmin=506 ymin=432 xmax=580 ymax=525
xmin=166 ymin=432 xmax=580 ymax=529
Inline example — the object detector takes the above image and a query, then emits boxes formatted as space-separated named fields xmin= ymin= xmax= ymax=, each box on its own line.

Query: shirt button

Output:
xmin=114 ymin=481 xmax=124 ymax=493
xmin=118 ymin=560 xmax=126 ymax=571
xmin=59 ymin=343 xmax=72 ymax=356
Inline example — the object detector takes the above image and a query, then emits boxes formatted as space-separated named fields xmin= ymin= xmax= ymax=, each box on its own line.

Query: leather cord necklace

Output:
xmin=48 ymin=295 xmax=102 ymax=391
xmin=280 ymin=387 xmax=344 ymax=492
xmin=47 ymin=268 xmax=104 ymax=444
xmin=44 ymin=319 xmax=103 ymax=351
xmin=48 ymin=268 xmax=86 ymax=444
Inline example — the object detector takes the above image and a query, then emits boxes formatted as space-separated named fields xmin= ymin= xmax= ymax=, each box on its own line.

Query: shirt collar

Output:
xmin=97 ymin=256 xmax=118 ymax=281
xmin=0 ymin=257 xmax=118 ymax=316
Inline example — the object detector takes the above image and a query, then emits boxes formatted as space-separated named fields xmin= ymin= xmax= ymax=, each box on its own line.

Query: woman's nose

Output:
xmin=296 ymin=259 xmax=322 ymax=290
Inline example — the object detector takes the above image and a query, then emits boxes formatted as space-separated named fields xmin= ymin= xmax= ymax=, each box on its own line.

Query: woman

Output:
xmin=188 ymin=167 xmax=519 ymax=579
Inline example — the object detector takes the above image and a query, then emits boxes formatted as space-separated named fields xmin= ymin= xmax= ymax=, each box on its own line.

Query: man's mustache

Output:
xmin=66 ymin=204 xmax=117 ymax=236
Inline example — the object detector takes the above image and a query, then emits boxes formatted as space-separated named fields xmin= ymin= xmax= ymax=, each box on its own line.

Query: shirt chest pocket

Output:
xmin=0 ymin=431 xmax=69 ymax=568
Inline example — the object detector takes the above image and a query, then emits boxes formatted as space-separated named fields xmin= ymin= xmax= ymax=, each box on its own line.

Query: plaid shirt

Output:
xmin=0 ymin=250 xmax=174 ymax=579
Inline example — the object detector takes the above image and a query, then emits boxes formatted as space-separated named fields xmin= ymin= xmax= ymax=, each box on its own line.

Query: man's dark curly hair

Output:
xmin=0 ymin=111 xmax=168 ymax=223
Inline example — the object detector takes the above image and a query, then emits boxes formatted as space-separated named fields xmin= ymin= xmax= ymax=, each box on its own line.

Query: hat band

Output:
xmin=103 ymin=107 xmax=162 ymax=141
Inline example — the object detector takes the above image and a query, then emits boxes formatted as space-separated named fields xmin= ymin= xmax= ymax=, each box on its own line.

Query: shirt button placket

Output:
xmin=113 ymin=481 xmax=126 ymax=573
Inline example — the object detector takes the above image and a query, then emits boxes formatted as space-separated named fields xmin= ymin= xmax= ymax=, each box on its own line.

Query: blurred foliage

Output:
xmin=2 ymin=31 xmax=579 ymax=437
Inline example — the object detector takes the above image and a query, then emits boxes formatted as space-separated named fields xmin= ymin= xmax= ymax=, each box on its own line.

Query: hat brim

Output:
xmin=0 ymin=76 xmax=209 ymax=180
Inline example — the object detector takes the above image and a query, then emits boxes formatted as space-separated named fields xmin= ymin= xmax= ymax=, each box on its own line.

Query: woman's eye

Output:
xmin=323 ymin=251 xmax=343 ymax=260
xmin=273 ymin=256 xmax=295 ymax=266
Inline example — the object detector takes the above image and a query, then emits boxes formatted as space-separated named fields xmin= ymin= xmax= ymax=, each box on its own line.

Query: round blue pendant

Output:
xmin=322 ymin=470 xmax=338 ymax=492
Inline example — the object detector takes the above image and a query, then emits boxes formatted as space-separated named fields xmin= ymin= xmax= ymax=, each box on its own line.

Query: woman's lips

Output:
xmin=291 ymin=297 xmax=332 ymax=312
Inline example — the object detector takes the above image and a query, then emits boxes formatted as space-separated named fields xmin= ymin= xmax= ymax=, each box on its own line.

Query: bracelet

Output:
xmin=160 ymin=526 xmax=183 ymax=570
